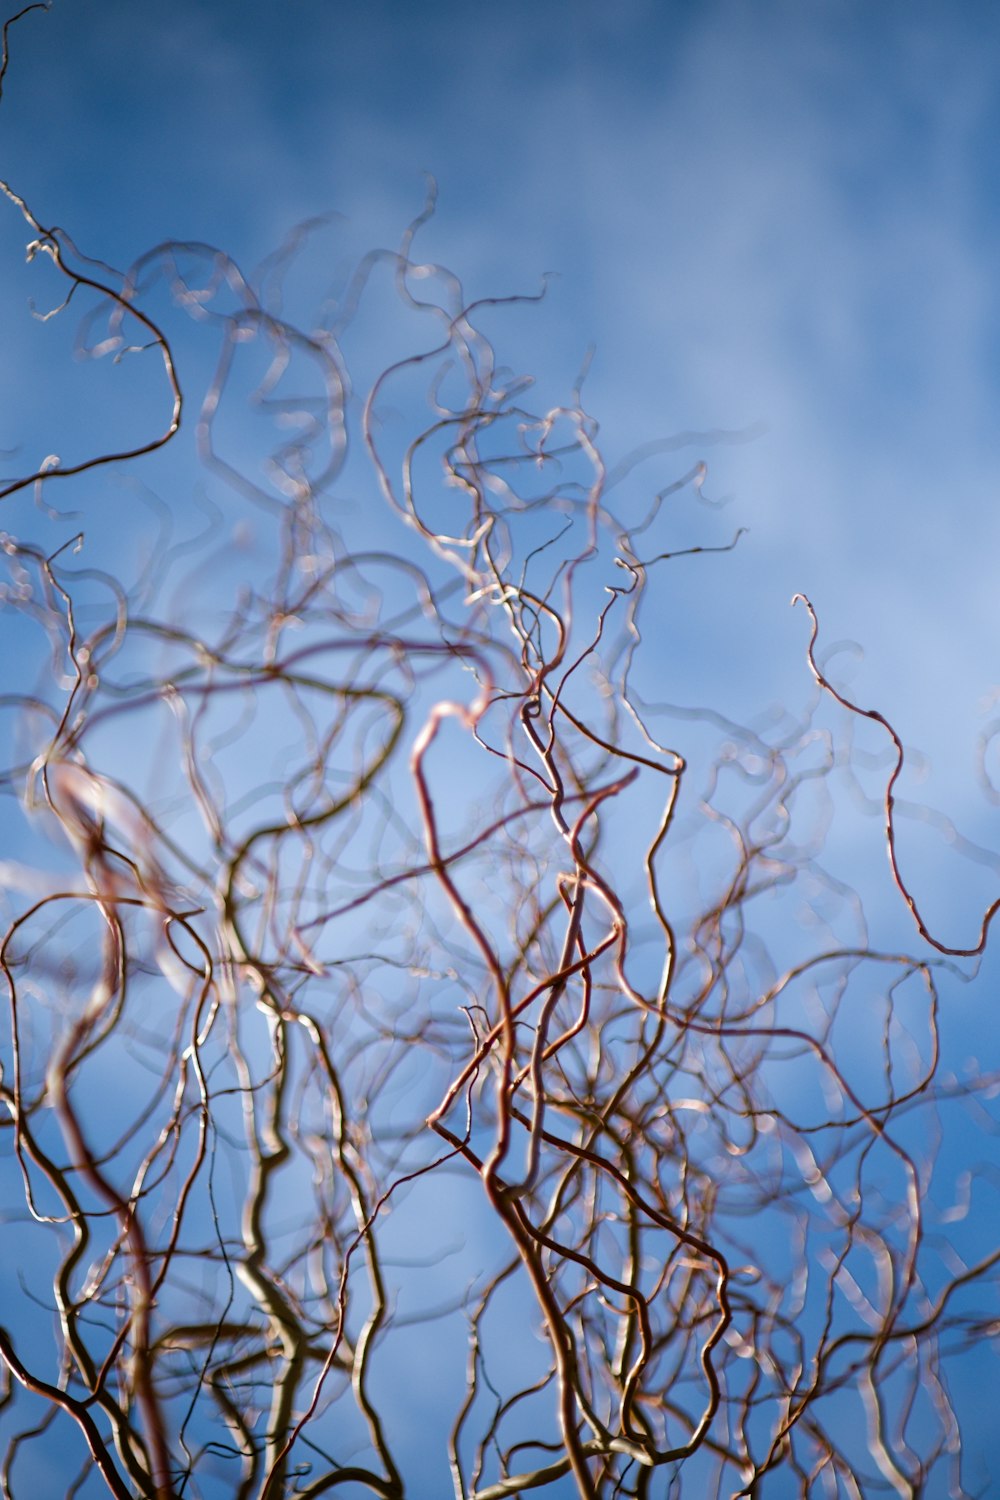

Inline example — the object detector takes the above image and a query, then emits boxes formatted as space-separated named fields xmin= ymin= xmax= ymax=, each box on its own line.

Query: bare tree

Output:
xmin=2 ymin=8 xmax=999 ymax=1498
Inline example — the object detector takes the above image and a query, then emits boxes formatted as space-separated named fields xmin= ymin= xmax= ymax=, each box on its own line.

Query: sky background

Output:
xmin=3 ymin=2 xmax=1000 ymax=1494
xmin=4 ymin=0 xmax=1000 ymax=865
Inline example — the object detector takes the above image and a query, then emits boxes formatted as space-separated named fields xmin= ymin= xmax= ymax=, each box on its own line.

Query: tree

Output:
xmin=1 ymin=6 xmax=999 ymax=1497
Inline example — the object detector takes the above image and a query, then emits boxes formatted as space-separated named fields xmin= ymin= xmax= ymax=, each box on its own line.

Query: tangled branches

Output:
xmin=3 ymin=14 xmax=1000 ymax=1500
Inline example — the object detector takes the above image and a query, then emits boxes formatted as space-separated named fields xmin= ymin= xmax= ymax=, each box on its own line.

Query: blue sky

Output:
xmin=4 ymin=2 xmax=1000 ymax=1495
xmin=5 ymin=0 xmax=1000 ymax=807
